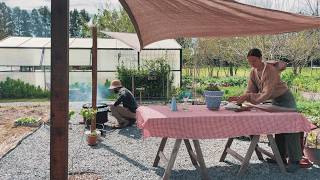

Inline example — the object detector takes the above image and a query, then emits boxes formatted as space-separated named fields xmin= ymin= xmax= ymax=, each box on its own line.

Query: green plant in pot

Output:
xmin=203 ymin=83 xmax=224 ymax=110
xmin=68 ymin=110 xmax=75 ymax=120
xmin=80 ymin=108 xmax=99 ymax=146
xmin=304 ymin=130 xmax=320 ymax=165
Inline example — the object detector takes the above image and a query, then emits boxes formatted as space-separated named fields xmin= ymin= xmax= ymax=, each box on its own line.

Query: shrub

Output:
xmin=0 ymin=77 xmax=49 ymax=99
xmin=297 ymin=100 xmax=320 ymax=118
xmin=117 ymin=58 xmax=173 ymax=99
xmin=14 ymin=117 xmax=40 ymax=127
xmin=221 ymin=86 xmax=245 ymax=100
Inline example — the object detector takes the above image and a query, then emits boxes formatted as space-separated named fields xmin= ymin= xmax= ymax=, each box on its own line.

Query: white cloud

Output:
xmin=0 ymin=0 xmax=121 ymax=13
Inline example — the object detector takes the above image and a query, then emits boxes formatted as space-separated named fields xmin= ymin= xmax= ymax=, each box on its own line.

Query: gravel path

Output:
xmin=0 ymin=102 xmax=319 ymax=180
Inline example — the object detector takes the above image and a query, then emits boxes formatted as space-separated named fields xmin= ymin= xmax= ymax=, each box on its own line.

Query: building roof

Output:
xmin=0 ymin=36 xmax=181 ymax=49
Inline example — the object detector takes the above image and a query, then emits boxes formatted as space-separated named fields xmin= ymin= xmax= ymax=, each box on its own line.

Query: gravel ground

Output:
xmin=0 ymin=102 xmax=319 ymax=180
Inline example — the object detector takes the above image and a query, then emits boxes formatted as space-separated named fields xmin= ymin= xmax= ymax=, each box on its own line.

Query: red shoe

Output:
xmin=299 ymin=157 xmax=313 ymax=168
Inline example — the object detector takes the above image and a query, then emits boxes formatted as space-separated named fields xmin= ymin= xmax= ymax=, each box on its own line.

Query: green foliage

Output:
xmin=292 ymin=75 xmax=320 ymax=92
xmin=68 ymin=110 xmax=75 ymax=120
xmin=117 ymin=58 xmax=173 ymax=99
xmin=0 ymin=2 xmax=14 ymax=39
xmin=94 ymin=3 xmax=135 ymax=35
xmin=281 ymin=71 xmax=296 ymax=87
xmin=80 ymin=108 xmax=97 ymax=121
xmin=297 ymin=101 xmax=320 ymax=118
xmin=0 ymin=77 xmax=49 ymax=99
xmin=221 ymin=86 xmax=245 ymax=100
xmin=15 ymin=117 xmax=39 ymax=126
xmin=204 ymin=83 xmax=220 ymax=91
xmin=89 ymin=130 xmax=98 ymax=136
xmin=306 ymin=131 xmax=319 ymax=148
xmin=70 ymin=9 xmax=91 ymax=37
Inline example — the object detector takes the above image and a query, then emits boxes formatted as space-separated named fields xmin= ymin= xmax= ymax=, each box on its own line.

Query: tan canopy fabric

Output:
xmin=101 ymin=31 xmax=141 ymax=51
xmin=119 ymin=0 xmax=320 ymax=49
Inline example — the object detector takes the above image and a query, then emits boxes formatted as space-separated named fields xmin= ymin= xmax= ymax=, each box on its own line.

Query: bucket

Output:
xmin=204 ymin=91 xmax=224 ymax=110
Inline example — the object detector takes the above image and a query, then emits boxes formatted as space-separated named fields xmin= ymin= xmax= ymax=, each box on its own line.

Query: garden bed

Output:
xmin=0 ymin=102 xmax=49 ymax=158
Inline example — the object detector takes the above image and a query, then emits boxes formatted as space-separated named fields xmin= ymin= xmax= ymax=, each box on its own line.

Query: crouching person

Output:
xmin=108 ymin=80 xmax=137 ymax=129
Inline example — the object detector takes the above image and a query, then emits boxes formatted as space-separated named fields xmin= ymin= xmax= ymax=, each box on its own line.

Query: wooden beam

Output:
xmin=219 ymin=138 xmax=234 ymax=162
xmin=50 ymin=0 xmax=69 ymax=179
xmin=153 ymin=137 xmax=168 ymax=167
xmin=226 ymin=148 xmax=245 ymax=163
xmin=91 ymin=26 xmax=97 ymax=131
xmin=163 ymin=139 xmax=182 ymax=180
xmin=256 ymin=146 xmax=275 ymax=159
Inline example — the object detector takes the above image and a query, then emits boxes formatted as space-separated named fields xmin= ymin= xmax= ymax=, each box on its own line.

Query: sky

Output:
xmin=0 ymin=0 xmax=120 ymax=13
xmin=0 ymin=0 xmax=318 ymax=15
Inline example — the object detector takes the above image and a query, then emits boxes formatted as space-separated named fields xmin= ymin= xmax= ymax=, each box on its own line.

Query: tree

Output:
xmin=38 ymin=6 xmax=51 ymax=37
xmin=94 ymin=2 xmax=135 ymax=36
xmin=70 ymin=9 xmax=91 ymax=38
xmin=30 ymin=9 xmax=43 ymax=37
xmin=20 ymin=10 xmax=31 ymax=36
xmin=278 ymin=31 xmax=317 ymax=75
xmin=0 ymin=2 xmax=14 ymax=39
xmin=70 ymin=9 xmax=81 ymax=37
xmin=79 ymin=9 xmax=91 ymax=37
xmin=12 ymin=7 xmax=23 ymax=36
xmin=176 ymin=37 xmax=193 ymax=68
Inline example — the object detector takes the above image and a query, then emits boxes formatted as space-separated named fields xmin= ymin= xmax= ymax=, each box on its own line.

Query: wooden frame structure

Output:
xmin=50 ymin=0 xmax=69 ymax=179
xmin=153 ymin=138 xmax=209 ymax=180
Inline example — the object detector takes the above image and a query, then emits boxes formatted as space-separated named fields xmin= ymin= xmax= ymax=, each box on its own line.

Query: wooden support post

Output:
xmin=50 ymin=0 xmax=69 ymax=179
xmin=219 ymin=138 xmax=234 ymax=162
xmin=193 ymin=140 xmax=209 ymax=180
xmin=267 ymin=134 xmax=287 ymax=173
xmin=238 ymin=135 xmax=260 ymax=176
xmin=163 ymin=139 xmax=182 ymax=180
xmin=153 ymin=137 xmax=168 ymax=167
xmin=91 ymin=26 xmax=97 ymax=131
xmin=184 ymin=139 xmax=198 ymax=166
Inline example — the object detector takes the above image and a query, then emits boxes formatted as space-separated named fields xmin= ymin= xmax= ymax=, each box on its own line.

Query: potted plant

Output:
xmin=80 ymin=108 xmax=100 ymax=146
xmin=68 ymin=110 xmax=75 ymax=120
xmin=203 ymin=83 xmax=224 ymax=110
xmin=304 ymin=117 xmax=320 ymax=165
xmin=86 ymin=130 xmax=99 ymax=146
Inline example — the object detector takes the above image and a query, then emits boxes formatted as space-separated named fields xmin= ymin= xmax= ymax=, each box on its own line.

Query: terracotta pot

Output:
xmin=304 ymin=147 xmax=320 ymax=165
xmin=87 ymin=135 xmax=97 ymax=146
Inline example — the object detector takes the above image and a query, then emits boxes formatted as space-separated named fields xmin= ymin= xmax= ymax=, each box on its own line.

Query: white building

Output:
xmin=0 ymin=36 xmax=182 ymax=90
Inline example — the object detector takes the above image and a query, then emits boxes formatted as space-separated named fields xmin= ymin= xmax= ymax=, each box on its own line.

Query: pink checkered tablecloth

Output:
xmin=136 ymin=105 xmax=316 ymax=139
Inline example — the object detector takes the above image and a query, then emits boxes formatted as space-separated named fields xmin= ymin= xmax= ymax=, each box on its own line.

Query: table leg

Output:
xmin=163 ymin=139 xmax=182 ymax=180
xmin=238 ymin=135 xmax=260 ymax=176
xmin=267 ymin=134 xmax=287 ymax=173
xmin=184 ymin=139 xmax=198 ymax=166
xmin=153 ymin=137 xmax=168 ymax=167
xmin=219 ymin=138 xmax=234 ymax=162
xmin=193 ymin=140 xmax=209 ymax=180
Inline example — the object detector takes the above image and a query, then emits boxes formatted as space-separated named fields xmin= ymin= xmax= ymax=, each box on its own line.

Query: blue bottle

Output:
xmin=171 ymin=97 xmax=178 ymax=111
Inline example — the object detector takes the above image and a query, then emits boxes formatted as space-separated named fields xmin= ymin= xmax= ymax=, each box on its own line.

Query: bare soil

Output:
xmin=0 ymin=103 xmax=49 ymax=158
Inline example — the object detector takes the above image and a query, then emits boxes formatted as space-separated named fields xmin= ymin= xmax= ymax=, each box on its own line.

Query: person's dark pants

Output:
xmin=275 ymin=133 xmax=302 ymax=162
xmin=272 ymin=90 xmax=302 ymax=162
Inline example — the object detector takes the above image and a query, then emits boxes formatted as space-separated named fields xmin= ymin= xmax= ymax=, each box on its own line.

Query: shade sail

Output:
xmin=101 ymin=31 xmax=181 ymax=51
xmin=119 ymin=0 xmax=320 ymax=49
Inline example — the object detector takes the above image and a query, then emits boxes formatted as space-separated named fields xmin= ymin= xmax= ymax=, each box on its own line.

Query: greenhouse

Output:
xmin=0 ymin=35 xmax=182 ymax=90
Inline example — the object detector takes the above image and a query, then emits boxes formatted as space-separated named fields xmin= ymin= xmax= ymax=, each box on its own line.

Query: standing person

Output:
xmin=108 ymin=80 xmax=137 ymax=129
xmin=229 ymin=48 xmax=305 ymax=172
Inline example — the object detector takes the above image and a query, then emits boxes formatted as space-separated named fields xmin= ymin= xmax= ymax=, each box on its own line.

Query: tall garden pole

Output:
xmin=91 ymin=26 xmax=97 ymax=131
xmin=50 ymin=0 xmax=69 ymax=179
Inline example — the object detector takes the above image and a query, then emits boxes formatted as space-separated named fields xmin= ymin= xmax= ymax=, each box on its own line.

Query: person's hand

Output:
xmin=227 ymin=96 xmax=239 ymax=102
xmin=236 ymin=94 xmax=248 ymax=104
